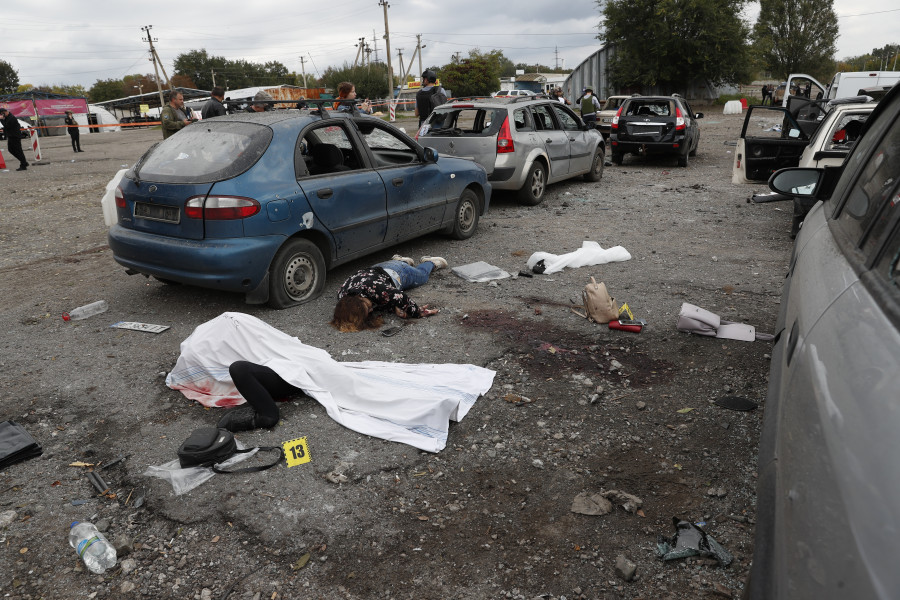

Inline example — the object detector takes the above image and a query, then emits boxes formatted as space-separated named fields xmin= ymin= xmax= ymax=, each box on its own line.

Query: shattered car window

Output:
xmin=137 ymin=122 xmax=272 ymax=184
xmin=626 ymin=101 xmax=672 ymax=117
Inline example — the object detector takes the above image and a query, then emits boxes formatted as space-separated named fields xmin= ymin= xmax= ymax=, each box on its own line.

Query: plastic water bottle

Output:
xmin=69 ymin=521 xmax=117 ymax=574
xmin=62 ymin=300 xmax=108 ymax=321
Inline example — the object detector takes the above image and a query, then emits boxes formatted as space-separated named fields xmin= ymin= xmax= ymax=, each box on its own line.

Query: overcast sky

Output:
xmin=3 ymin=0 xmax=898 ymax=90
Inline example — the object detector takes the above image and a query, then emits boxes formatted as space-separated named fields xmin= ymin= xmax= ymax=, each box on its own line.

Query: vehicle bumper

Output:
xmin=108 ymin=225 xmax=283 ymax=292
xmin=612 ymin=139 xmax=687 ymax=154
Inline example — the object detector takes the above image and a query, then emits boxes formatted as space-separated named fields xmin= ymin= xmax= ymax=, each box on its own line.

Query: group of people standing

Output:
xmin=0 ymin=105 xmax=85 ymax=172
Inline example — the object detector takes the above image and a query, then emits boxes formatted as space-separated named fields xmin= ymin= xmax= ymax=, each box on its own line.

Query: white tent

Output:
xmin=87 ymin=104 xmax=121 ymax=132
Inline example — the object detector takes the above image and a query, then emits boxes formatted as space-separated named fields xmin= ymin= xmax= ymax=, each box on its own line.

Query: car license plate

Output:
xmin=134 ymin=202 xmax=180 ymax=224
xmin=602 ymin=118 xmax=612 ymax=123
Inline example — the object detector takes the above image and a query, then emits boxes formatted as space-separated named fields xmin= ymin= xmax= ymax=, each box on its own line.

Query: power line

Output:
xmin=838 ymin=7 xmax=900 ymax=18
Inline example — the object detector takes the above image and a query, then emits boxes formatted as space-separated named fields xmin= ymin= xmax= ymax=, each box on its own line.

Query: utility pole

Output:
xmin=354 ymin=37 xmax=366 ymax=67
xmin=372 ymin=29 xmax=379 ymax=64
xmin=211 ymin=69 xmax=216 ymax=88
xmin=379 ymin=0 xmax=394 ymax=103
xmin=397 ymin=48 xmax=405 ymax=86
xmin=453 ymin=52 xmax=461 ymax=63
xmin=416 ymin=34 xmax=425 ymax=77
xmin=141 ymin=25 xmax=168 ymax=109
xmin=554 ymin=46 xmax=559 ymax=70
xmin=299 ymin=56 xmax=308 ymax=88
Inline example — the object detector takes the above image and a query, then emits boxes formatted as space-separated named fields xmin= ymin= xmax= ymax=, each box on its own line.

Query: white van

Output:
xmin=782 ymin=71 xmax=900 ymax=106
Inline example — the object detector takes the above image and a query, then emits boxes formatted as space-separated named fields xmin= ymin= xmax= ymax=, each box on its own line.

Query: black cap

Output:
xmin=422 ymin=70 xmax=437 ymax=83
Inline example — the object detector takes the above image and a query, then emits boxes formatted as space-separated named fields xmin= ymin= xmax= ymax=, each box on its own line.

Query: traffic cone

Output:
xmin=0 ymin=149 xmax=6 ymax=170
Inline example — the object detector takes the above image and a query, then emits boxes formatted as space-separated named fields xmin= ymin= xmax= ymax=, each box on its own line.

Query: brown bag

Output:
xmin=575 ymin=277 xmax=619 ymax=324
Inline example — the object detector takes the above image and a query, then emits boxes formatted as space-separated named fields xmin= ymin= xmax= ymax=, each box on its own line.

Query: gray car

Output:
xmin=748 ymin=82 xmax=900 ymax=598
xmin=416 ymin=97 xmax=605 ymax=205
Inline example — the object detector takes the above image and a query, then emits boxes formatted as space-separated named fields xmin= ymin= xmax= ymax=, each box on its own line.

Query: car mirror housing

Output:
xmin=695 ymin=112 xmax=704 ymax=119
xmin=423 ymin=147 xmax=439 ymax=163
xmin=768 ymin=167 xmax=823 ymax=197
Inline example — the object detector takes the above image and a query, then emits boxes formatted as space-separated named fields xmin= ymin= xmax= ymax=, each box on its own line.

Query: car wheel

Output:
xmin=677 ymin=151 xmax=689 ymax=168
xmin=611 ymin=151 xmax=623 ymax=165
xmin=584 ymin=147 xmax=605 ymax=182
xmin=689 ymin=132 xmax=699 ymax=156
xmin=268 ymin=238 xmax=326 ymax=309
xmin=450 ymin=188 xmax=480 ymax=240
xmin=517 ymin=161 xmax=547 ymax=206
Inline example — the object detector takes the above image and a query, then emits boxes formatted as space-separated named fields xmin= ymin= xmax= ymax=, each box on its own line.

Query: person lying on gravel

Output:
xmin=329 ymin=255 xmax=445 ymax=332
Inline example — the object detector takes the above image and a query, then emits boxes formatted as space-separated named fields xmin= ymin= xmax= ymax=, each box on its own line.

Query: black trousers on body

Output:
xmin=229 ymin=360 xmax=302 ymax=423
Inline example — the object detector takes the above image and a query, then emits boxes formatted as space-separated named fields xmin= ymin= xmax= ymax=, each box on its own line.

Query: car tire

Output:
xmin=449 ymin=188 xmax=480 ymax=240
xmin=678 ymin=151 xmax=689 ymax=168
xmin=268 ymin=238 xmax=326 ymax=309
xmin=583 ymin=147 xmax=605 ymax=182
xmin=689 ymin=132 xmax=699 ymax=156
xmin=611 ymin=151 xmax=623 ymax=165
xmin=517 ymin=161 xmax=547 ymax=206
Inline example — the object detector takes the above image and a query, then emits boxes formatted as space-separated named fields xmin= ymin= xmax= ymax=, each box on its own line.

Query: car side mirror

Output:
xmin=423 ymin=147 xmax=439 ymax=163
xmin=694 ymin=112 xmax=704 ymax=119
xmin=768 ymin=167 xmax=823 ymax=197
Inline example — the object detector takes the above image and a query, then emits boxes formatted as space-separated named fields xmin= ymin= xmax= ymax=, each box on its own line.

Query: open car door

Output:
xmin=732 ymin=106 xmax=810 ymax=184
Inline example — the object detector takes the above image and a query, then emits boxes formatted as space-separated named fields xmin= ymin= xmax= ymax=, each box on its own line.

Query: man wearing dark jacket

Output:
xmin=201 ymin=86 xmax=227 ymax=119
xmin=0 ymin=107 xmax=29 ymax=170
xmin=415 ymin=70 xmax=447 ymax=126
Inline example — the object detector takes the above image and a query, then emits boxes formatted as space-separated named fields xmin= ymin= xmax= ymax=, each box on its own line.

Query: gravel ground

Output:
xmin=0 ymin=110 xmax=789 ymax=600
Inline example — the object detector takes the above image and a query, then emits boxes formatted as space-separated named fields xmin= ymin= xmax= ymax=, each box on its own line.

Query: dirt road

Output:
xmin=0 ymin=111 xmax=787 ymax=599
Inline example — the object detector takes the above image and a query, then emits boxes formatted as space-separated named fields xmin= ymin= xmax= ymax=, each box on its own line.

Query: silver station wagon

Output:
xmin=416 ymin=97 xmax=606 ymax=205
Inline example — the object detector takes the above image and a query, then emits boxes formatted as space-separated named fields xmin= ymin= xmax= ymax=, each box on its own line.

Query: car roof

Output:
xmin=436 ymin=96 xmax=557 ymax=109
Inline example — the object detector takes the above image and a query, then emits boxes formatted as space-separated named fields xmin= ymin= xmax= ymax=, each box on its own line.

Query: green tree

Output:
xmin=88 ymin=78 xmax=127 ymax=103
xmin=0 ymin=60 xmax=20 ymax=94
xmin=320 ymin=63 xmax=390 ymax=99
xmin=440 ymin=51 xmax=500 ymax=97
xmin=752 ymin=0 xmax=839 ymax=80
xmin=174 ymin=49 xmax=292 ymax=90
xmin=600 ymin=0 xmax=752 ymax=90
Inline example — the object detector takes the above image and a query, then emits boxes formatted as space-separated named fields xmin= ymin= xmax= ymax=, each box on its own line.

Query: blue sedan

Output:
xmin=108 ymin=108 xmax=491 ymax=308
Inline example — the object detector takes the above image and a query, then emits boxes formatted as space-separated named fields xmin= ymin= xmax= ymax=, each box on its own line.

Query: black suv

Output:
xmin=610 ymin=94 xmax=703 ymax=167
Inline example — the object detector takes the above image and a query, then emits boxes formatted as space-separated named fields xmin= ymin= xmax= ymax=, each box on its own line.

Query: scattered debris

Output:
xmin=451 ymin=261 xmax=511 ymax=282
xmin=571 ymin=489 xmax=643 ymax=516
xmin=615 ymin=554 xmax=637 ymax=582
xmin=656 ymin=517 xmax=733 ymax=566
xmin=110 ymin=321 xmax=170 ymax=334
xmin=0 ymin=421 xmax=43 ymax=468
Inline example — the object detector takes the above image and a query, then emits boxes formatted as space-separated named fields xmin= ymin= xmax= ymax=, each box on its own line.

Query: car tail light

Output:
xmin=611 ymin=106 xmax=623 ymax=130
xmin=185 ymin=195 xmax=260 ymax=220
xmin=115 ymin=186 xmax=126 ymax=208
xmin=497 ymin=115 xmax=515 ymax=154
xmin=675 ymin=107 xmax=686 ymax=131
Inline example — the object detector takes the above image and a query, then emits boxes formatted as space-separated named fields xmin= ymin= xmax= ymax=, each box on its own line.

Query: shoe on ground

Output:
xmin=217 ymin=406 xmax=277 ymax=432
xmin=420 ymin=256 xmax=448 ymax=270
xmin=16 ymin=166 xmax=27 ymax=171
xmin=391 ymin=254 xmax=415 ymax=266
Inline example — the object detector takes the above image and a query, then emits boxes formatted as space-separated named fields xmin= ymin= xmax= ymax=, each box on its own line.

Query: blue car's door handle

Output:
xmin=392 ymin=178 xmax=403 ymax=187
xmin=317 ymin=188 xmax=333 ymax=199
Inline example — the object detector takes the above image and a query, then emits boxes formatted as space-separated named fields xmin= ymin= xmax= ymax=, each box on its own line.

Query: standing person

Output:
xmin=64 ymin=111 xmax=83 ymax=152
xmin=415 ymin=70 xmax=448 ymax=126
xmin=246 ymin=90 xmax=274 ymax=113
xmin=0 ymin=107 xmax=29 ymax=171
xmin=576 ymin=87 xmax=603 ymax=125
xmin=160 ymin=91 xmax=191 ymax=139
xmin=330 ymin=255 xmax=446 ymax=332
xmin=201 ymin=86 xmax=226 ymax=119
xmin=333 ymin=82 xmax=371 ymax=114
xmin=552 ymin=88 xmax=570 ymax=105
xmin=760 ymin=84 xmax=769 ymax=106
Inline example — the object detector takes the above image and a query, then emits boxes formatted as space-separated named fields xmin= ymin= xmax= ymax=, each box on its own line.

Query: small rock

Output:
xmin=120 ymin=558 xmax=137 ymax=574
xmin=615 ymin=554 xmax=637 ymax=582
xmin=120 ymin=581 xmax=136 ymax=593
xmin=95 ymin=519 xmax=110 ymax=532
xmin=711 ymin=582 xmax=733 ymax=597
xmin=532 ymin=459 xmax=544 ymax=469
xmin=609 ymin=360 xmax=623 ymax=371
xmin=0 ymin=510 xmax=17 ymax=528
xmin=636 ymin=401 xmax=647 ymax=411
xmin=712 ymin=256 xmax=718 ymax=262
xmin=113 ymin=535 xmax=133 ymax=556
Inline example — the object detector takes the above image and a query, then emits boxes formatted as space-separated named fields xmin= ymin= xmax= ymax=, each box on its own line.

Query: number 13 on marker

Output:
xmin=282 ymin=436 xmax=311 ymax=468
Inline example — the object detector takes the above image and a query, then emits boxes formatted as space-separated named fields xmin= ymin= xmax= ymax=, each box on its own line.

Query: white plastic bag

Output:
xmin=100 ymin=168 xmax=128 ymax=227
xmin=144 ymin=443 xmax=258 ymax=495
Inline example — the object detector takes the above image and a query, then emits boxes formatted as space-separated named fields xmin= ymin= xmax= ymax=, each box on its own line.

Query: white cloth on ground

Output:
xmin=165 ymin=312 xmax=495 ymax=452
xmin=526 ymin=241 xmax=631 ymax=274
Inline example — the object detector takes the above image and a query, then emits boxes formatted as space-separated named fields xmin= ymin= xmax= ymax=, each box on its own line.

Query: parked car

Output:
xmin=416 ymin=96 xmax=606 ymax=205
xmin=609 ymin=94 xmax=703 ymax=167
xmin=108 ymin=109 xmax=491 ymax=308
xmin=595 ymin=95 xmax=630 ymax=138
xmin=732 ymin=99 xmax=877 ymax=184
xmin=746 ymin=82 xmax=900 ymax=599
xmin=492 ymin=90 xmax=535 ymax=98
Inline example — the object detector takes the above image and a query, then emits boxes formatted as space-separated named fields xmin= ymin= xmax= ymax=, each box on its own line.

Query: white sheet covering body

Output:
xmin=526 ymin=241 xmax=631 ymax=274
xmin=166 ymin=313 xmax=495 ymax=452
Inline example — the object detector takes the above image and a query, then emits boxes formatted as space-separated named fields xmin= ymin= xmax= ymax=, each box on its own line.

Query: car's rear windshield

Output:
xmin=623 ymin=100 xmax=674 ymax=117
xmin=134 ymin=121 xmax=273 ymax=184
xmin=424 ymin=108 xmax=502 ymax=136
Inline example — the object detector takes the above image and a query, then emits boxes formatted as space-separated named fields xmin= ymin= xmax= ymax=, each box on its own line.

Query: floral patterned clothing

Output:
xmin=337 ymin=267 xmax=423 ymax=318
